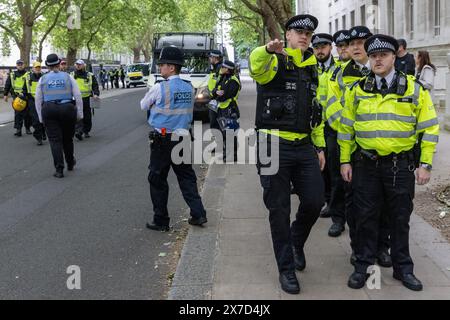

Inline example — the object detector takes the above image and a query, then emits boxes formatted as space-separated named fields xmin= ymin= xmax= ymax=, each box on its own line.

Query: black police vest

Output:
xmin=255 ymin=52 xmax=318 ymax=134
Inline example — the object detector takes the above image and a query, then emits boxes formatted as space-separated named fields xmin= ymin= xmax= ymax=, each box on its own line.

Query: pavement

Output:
xmin=169 ymin=75 xmax=450 ymax=300
xmin=0 ymin=87 xmax=208 ymax=299
xmin=0 ymin=86 xmax=146 ymax=125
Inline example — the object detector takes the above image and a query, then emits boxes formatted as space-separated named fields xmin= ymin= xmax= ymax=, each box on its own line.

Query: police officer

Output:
xmin=3 ymin=59 xmax=32 ymax=136
xmin=23 ymin=61 xmax=46 ymax=145
xmin=208 ymin=49 xmax=223 ymax=129
xmin=114 ymin=68 xmax=120 ymax=89
xmin=210 ymin=60 xmax=241 ymax=162
xmin=140 ymin=46 xmax=207 ymax=232
xmin=60 ymin=60 xmax=68 ymax=72
xmin=250 ymin=14 xmax=326 ymax=294
xmin=326 ymin=27 xmax=394 ymax=263
xmin=119 ymin=65 xmax=126 ymax=88
xmin=71 ymin=60 xmax=100 ymax=140
xmin=333 ymin=30 xmax=352 ymax=66
xmin=312 ymin=33 xmax=338 ymax=219
xmin=35 ymin=54 xmax=83 ymax=178
xmin=338 ymin=35 xmax=439 ymax=291
xmin=109 ymin=69 xmax=115 ymax=89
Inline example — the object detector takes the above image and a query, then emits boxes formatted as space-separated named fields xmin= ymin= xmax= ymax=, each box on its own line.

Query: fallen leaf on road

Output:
xmin=159 ymin=252 xmax=167 ymax=257
xmin=439 ymin=211 xmax=447 ymax=219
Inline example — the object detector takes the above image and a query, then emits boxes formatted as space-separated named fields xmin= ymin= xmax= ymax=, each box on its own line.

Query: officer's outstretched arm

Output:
xmin=249 ymin=46 xmax=279 ymax=85
xmin=337 ymin=88 xmax=357 ymax=164
xmin=416 ymin=88 xmax=440 ymax=166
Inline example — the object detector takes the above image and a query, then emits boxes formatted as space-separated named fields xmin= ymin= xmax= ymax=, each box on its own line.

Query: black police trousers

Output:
xmin=14 ymin=105 xmax=32 ymax=131
xmin=352 ymin=154 xmax=415 ymax=275
xmin=28 ymin=98 xmax=45 ymax=141
xmin=258 ymin=136 xmax=324 ymax=274
xmin=76 ymin=97 xmax=92 ymax=134
xmin=209 ymin=109 xmax=220 ymax=130
xmin=42 ymin=102 xmax=77 ymax=171
xmin=148 ymin=136 xmax=206 ymax=227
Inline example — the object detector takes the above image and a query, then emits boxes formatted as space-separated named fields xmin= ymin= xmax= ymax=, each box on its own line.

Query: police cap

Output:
xmin=333 ymin=30 xmax=351 ymax=45
xmin=158 ymin=46 xmax=184 ymax=66
xmin=365 ymin=34 xmax=399 ymax=56
xmin=285 ymin=14 xmax=318 ymax=32
xmin=209 ymin=50 xmax=223 ymax=58
xmin=45 ymin=53 xmax=61 ymax=66
xmin=221 ymin=60 xmax=235 ymax=70
xmin=312 ymin=33 xmax=333 ymax=48
xmin=348 ymin=26 xmax=373 ymax=41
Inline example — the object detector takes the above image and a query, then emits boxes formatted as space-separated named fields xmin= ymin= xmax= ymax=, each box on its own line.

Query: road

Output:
xmin=0 ymin=88 xmax=207 ymax=299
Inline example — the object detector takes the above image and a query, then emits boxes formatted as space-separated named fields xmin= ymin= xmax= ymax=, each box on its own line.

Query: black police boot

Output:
xmin=188 ymin=215 xmax=207 ymax=226
xmin=393 ymin=272 xmax=423 ymax=291
xmin=376 ymin=251 xmax=392 ymax=268
xmin=328 ymin=222 xmax=345 ymax=237
xmin=350 ymin=252 xmax=357 ymax=266
xmin=42 ymin=131 xmax=47 ymax=141
xmin=320 ymin=204 xmax=331 ymax=218
xmin=14 ymin=129 xmax=22 ymax=137
xmin=75 ymin=132 xmax=83 ymax=141
xmin=293 ymin=247 xmax=306 ymax=271
xmin=26 ymin=128 xmax=32 ymax=135
xmin=53 ymin=169 xmax=64 ymax=178
xmin=347 ymin=272 xmax=369 ymax=289
xmin=84 ymin=132 xmax=91 ymax=138
xmin=36 ymin=139 xmax=43 ymax=146
xmin=67 ymin=159 xmax=76 ymax=171
xmin=146 ymin=222 xmax=170 ymax=232
xmin=279 ymin=272 xmax=300 ymax=294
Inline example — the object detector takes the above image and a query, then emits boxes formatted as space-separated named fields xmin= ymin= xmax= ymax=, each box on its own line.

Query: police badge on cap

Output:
xmin=364 ymin=34 xmax=399 ymax=56
xmin=312 ymin=33 xmax=333 ymax=48
xmin=348 ymin=26 xmax=373 ymax=41
xmin=333 ymin=30 xmax=351 ymax=45
xmin=285 ymin=14 xmax=318 ymax=31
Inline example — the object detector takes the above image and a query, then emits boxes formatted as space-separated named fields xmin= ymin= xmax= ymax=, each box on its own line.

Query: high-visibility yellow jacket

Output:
xmin=25 ymin=71 xmax=42 ymax=98
xmin=214 ymin=75 xmax=240 ymax=109
xmin=11 ymin=71 xmax=27 ymax=96
xmin=325 ymin=60 xmax=365 ymax=131
xmin=208 ymin=64 xmax=221 ymax=94
xmin=249 ymin=45 xmax=325 ymax=147
xmin=317 ymin=57 xmax=340 ymax=109
xmin=337 ymin=74 xmax=439 ymax=165
xmin=71 ymin=71 xmax=93 ymax=98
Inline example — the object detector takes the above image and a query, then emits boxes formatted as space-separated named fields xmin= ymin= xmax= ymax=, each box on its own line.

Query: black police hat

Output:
xmin=221 ymin=60 xmax=235 ymax=70
xmin=333 ymin=30 xmax=351 ymax=45
xmin=348 ymin=26 xmax=373 ymax=41
xmin=285 ymin=14 xmax=318 ymax=32
xmin=312 ymin=33 xmax=333 ymax=48
xmin=16 ymin=59 xmax=24 ymax=65
xmin=45 ymin=53 xmax=61 ymax=66
xmin=365 ymin=34 xmax=399 ymax=56
xmin=158 ymin=46 xmax=184 ymax=66
xmin=209 ymin=50 xmax=223 ymax=58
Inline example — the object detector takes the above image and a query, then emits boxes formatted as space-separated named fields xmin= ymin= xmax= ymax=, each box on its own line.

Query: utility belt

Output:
xmin=45 ymin=99 xmax=75 ymax=105
xmin=148 ymin=130 xmax=172 ymax=145
xmin=260 ymin=131 xmax=311 ymax=146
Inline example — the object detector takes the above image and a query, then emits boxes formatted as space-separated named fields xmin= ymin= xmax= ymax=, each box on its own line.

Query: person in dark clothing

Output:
xmin=395 ymin=39 xmax=416 ymax=76
xmin=109 ymin=69 xmax=115 ymax=89
xmin=3 ymin=59 xmax=32 ymax=136
xmin=210 ymin=60 xmax=241 ymax=162
xmin=208 ymin=50 xmax=223 ymax=130
xmin=71 ymin=60 xmax=100 ymax=140
xmin=119 ymin=66 xmax=126 ymax=88
xmin=114 ymin=68 xmax=120 ymax=88
xmin=23 ymin=61 xmax=46 ymax=145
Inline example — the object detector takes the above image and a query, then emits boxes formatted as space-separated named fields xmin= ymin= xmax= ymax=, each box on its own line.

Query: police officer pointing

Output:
xmin=338 ymin=35 xmax=439 ymax=291
xmin=250 ymin=14 xmax=326 ymax=294
xmin=35 ymin=54 xmax=83 ymax=178
xmin=140 ymin=46 xmax=207 ymax=232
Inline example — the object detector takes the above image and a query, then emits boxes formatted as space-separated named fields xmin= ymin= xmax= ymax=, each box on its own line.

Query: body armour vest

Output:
xmin=149 ymin=78 xmax=194 ymax=132
xmin=41 ymin=72 xmax=73 ymax=102
xmin=255 ymin=53 xmax=319 ymax=134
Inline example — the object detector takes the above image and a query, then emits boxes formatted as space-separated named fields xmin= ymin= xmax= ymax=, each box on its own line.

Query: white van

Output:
xmin=148 ymin=33 xmax=218 ymax=119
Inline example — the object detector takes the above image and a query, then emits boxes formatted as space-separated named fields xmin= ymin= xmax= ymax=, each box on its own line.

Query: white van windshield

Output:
xmin=152 ymin=52 xmax=209 ymax=75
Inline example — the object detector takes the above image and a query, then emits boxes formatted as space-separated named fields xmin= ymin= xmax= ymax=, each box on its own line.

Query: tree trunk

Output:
xmin=21 ymin=23 xmax=33 ymax=65
xmin=66 ymin=29 xmax=79 ymax=65
xmin=66 ymin=47 xmax=78 ymax=66
xmin=132 ymin=47 xmax=141 ymax=63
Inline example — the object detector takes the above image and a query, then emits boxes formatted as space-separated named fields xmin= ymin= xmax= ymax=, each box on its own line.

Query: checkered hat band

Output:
xmin=289 ymin=18 xmax=314 ymax=29
xmin=313 ymin=37 xmax=332 ymax=45
xmin=368 ymin=39 xmax=396 ymax=53
xmin=222 ymin=62 xmax=234 ymax=69
xmin=336 ymin=34 xmax=349 ymax=42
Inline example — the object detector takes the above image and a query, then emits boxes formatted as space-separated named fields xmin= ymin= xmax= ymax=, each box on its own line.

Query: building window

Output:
xmin=409 ymin=0 xmax=414 ymax=39
xmin=342 ymin=15 xmax=346 ymax=29
xmin=335 ymin=18 xmax=339 ymax=32
xmin=387 ymin=0 xmax=395 ymax=35
xmin=434 ymin=0 xmax=441 ymax=36
xmin=350 ymin=10 xmax=355 ymax=27
xmin=329 ymin=22 xmax=332 ymax=34
xmin=360 ymin=5 xmax=366 ymax=25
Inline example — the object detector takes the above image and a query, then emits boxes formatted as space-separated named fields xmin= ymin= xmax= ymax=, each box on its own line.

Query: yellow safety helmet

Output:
xmin=12 ymin=96 xmax=27 ymax=112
